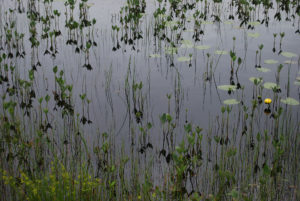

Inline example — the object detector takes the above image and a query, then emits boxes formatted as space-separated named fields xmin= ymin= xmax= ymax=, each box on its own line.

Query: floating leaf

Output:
xmin=177 ymin=56 xmax=192 ymax=62
xmin=248 ymin=32 xmax=260 ymax=38
xmin=149 ymin=54 xmax=161 ymax=58
xmin=263 ymin=82 xmax=279 ymax=90
xmin=294 ymin=81 xmax=300 ymax=86
xmin=281 ymin=51 xmax=298 ymax=58
xmin=223 ymin=99 xmax=240 ymax=105
xmin=215 ymin=50 xmax=228 ymax=55
xmin=165 ymin=47 xmax=177 ymax=55
xmin=284 ymin=60 xmax=297 ymax=64
xmin=187 ymin=16 xmax=194 ymax=22
xmin=158 ymin=14 xmax=167 ymax=18
xmin=201 ymin=21 xmax=213 ymax=25
xmin=249 ymin=77 xmax=263 ymax=84
xmin=256 ymin=67 xmax=271 ymax=73
xmin=224 ymin=20 xmax=234 ymax=25
xmin=264 ymin=59 xmax=278 ymax=64
xmin=166 ymin=20 xmax=179 ymax=27
xmin=248 ymin=21 xmax=260 ymax=26
xmin=218 ymin=85 xmax=237 ymax=91
xmin=86 ymin=3 xmax=95 ymax=8
xmin=234 ymin=26 xmax=244 ymax=30
xmin=184 ymin=29 xmax=194 ymax=32
xmin=281 ymin=97 xmax=299 ymax=105
xmin=195 ymin=45 xmax=211 ymax=50
xmin=180 ymin=40 xmax=193 ymax=48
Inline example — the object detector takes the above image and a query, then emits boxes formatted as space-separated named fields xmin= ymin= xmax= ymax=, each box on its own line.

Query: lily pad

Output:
xmin=201 ymin=21 xmax=213 ymax=25
xmin=218 ymin=85 xmax=237 ymax=91
xmin=215 ymin=50 xmax=228 ymax=55
xmin=224 ymin=20 xmax=234 ymax=25
xmin=184 ymin=28 xmax=194 ymax=32
xmin=149 ymin=54 xmax=161 ymax=58
xmin=248 ymin=21 xmax=260 ymax=26
xmin=177 ymin=56 xmax=192 ymax=62
xmin=264 ymin=59 xmax=278 ymax=64
xmin=281 ymin=51 xmax=298 ymax=58
xmin=195 ymin=45 xmax=211 ymax=50
xmin=165 ymin=47 xmax=178 ymax=55
xmin=234 ymin=26 xmax=244 ymax=30
xmin=256 ymin=67 xmax=271 ymax=73
xmin=263 ymin=82 xmax=279 ymax=90
xmin=180 ymin=40 xmax=193 ymax=48
xmin=158 ymin=14 xmax=167 ymax=18
xmin=86 ymin=3 xmax=95 ymax=8
xmin=249 ymin=77 xmax=263 ymax=84
xmin=294 ymin=81 xmax=300 ymax=86
xmin=223 ymin=99 xmax=240 ymax=105
xmin=281 ymin=97 xmax=299 ymax=105
xmin=248 ymin=32 xmax=260 ymax=38
xmin=284 ymin=60 xmax=297 ymax=64
xmin=187 ymin=16 xmax=194 ymax=22
xmin=166 ymin=20 xmax=179 ymax=27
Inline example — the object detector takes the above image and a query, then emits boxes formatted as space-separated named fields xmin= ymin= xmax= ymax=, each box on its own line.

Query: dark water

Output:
xmin=46 ymin=0 xmax=300 ymax=140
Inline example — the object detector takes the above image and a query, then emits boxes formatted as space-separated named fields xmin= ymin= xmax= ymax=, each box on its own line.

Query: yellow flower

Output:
xmin=264 ymin=98 xmax=272 ymax=104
